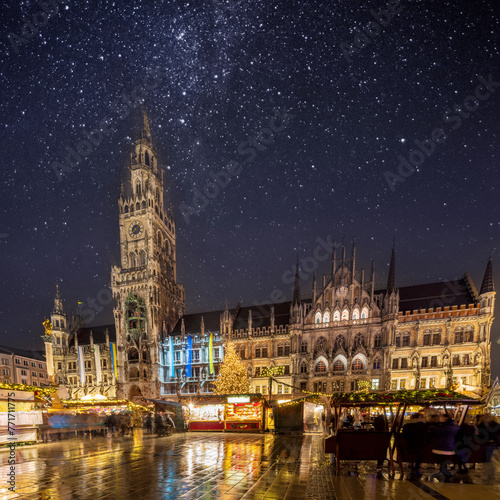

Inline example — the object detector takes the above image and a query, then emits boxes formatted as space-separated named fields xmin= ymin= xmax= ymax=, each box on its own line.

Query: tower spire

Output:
xmin=53 ymin=283 xmax=64 ymax=315
xmin=386 ymin=241 xmax=396 ymax=294
xmin=141 ymin=105 xmax=152 ymax=144
xmin=480 ymin=254 xmax=494 ymax=294
xmin=293 ymin=254 xmax=301 ymax=306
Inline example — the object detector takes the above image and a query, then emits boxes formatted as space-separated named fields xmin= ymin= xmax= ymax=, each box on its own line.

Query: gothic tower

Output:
xmin=111 ymin=108 xmax=185 ymax=400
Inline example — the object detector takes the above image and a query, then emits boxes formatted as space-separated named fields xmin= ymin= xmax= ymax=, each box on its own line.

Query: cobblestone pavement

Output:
xmin=0 ymin=431 xmax=498 ymax=499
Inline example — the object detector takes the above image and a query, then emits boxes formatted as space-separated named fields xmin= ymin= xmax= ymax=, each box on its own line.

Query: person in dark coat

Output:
xmin=432 ymin=416 xmax=460 ymax=478
xmin=402 ymin=413 xmax=427 ymax=476
xmin=373 ymin=413 xmax=388 ymax=468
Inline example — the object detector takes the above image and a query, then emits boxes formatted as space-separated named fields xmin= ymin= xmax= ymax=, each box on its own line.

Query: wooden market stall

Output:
xmin=0 ymin=385 xmax=50 ymax=444
xmin=325 ymin=388 xmax=483 ymax=472
xmin=185 ymin=394 xmax=270 ymax=432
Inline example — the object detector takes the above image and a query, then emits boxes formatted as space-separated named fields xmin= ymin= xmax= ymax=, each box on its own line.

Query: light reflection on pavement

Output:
xmin=0 ymin=431 xmax=498 ymax=499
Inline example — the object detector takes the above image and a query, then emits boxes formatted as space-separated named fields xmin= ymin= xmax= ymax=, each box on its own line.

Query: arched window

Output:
xmin=139 ymin=250 xmax=146 ymax=266
xmin=130 ymin=204 xmax=134 ymax=213
xmin=464 ymin=326 xmax=474 ymax=342
xmin=300 ymin=362 xmax=308 ymax=374
xmin=128 ymin=349 xmax=139 ymax=361
xmin=142 ymin=200 xmax=147 ymax=209
xmin=374 ymin=334 xmax=382 ymax=348
xmin=333 ymin=359 xmax=345 ymax=372
xmin=157 ymin=231 xmax=162 ymax=246
xmin=142 ymin=350 xmax=149 ymax=361
xmin=277 ymin=342 xmax=284 ymax=357
xmin=301 ymin=341 xmax=308 ymax=353
xmin=315 ymin=360 xmax=327 ymax=373
xmin=145 ymin=151 xmax=150 ymax=166
xmin=333 ymin=310 xmax=340 ymax=321
xmin=130 ymin=252 xmax=136 ymax=268
xmin=423 ymin=331 xmax=431 ymax=346
xmin=323 ymin=311 xmax=330 ymax=323
xmin=136 ymin=183 xmax=141 ymax=197
xmin=352 ymin=308 xmax=359 ymax=320
xmin=352 ymin=358 xmax=364 ymax=371
xmin=342 ymin=309 xmax=349 ymax=320
xmin=402 ymin=332 xmax=410 ymax=347
xmin=284 ymin=342 xmax=291 ymax=356
xmin=124 ymin=205 xmax=129 ymax=213
xmin=361 ymin=307 xmax=369 ymax=319
xmin=454 ymin=328 xmax=464 ymax=344
xmin=315 ymin=312 xmax=321 ymax=324
xmin=136 ymin=202 xmax=140 ymax=211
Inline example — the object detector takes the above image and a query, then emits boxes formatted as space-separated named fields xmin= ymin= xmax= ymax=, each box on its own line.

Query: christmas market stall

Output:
xmin=41 ymin=396 xmax=148 ymax=440
xmin=186 ymin=396 xmax=225 ymax=431
xmin=325 ymin=388 xmax=483 ymax=472
xmin=145 ymin=399 xmax=185 ymax=431
xmin=272 ymin=396 xmax=327 ymax=434
xmin=224 ymin=394 xmax=269 ymax=432
xmin=0 ymin=383 xmax=55 ymax=444
xmin=184 ymin=394 xmax=270 ymax=432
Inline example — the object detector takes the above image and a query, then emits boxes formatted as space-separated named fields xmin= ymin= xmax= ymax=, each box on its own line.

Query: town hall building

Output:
xmin=43 ymin=110 xmax=495 ymax=402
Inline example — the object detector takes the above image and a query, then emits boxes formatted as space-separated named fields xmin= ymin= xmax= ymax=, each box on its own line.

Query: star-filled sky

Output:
xmin=1 ymin=0 xmax=499 ymax=375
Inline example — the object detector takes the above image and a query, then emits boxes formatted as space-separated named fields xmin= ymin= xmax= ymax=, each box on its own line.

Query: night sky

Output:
xmin=1 ymin=1 xmax=499 ymax=376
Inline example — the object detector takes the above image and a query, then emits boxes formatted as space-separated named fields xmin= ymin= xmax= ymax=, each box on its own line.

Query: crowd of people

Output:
xmin=326 ymin=409 xmax=500 ymax=478
xmin=106 ymin=411 xmax=176 ymax=437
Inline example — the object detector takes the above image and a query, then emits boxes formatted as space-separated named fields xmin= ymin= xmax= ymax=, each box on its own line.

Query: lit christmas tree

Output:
xmin=212 ymin=342 xmax=251 ymax=394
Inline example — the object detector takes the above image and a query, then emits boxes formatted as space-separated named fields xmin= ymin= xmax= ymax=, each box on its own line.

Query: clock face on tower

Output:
xmin=129 ymin=221 xmax=144 ymax=238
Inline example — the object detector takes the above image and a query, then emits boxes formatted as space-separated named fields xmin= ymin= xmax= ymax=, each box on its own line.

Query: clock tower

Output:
xmin=111 ymin=108 xmax=185 ymax=400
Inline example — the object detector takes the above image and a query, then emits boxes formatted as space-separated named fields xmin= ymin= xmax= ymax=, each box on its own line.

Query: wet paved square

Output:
xmin=0 ymin=432 xmax=498 ymax=499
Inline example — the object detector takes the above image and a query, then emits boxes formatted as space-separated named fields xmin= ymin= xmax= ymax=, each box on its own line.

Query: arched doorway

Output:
xmin=129 ymin=385 xmax=142 ymax=402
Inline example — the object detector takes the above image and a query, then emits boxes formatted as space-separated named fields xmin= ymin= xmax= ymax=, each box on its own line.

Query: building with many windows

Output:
xmin=43 ymin=110 xmax=495 ymax=402
xmin=0 ymin=345 xmax=47 ymax=386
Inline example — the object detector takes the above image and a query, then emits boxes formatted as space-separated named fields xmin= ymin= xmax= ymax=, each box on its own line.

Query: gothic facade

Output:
xmin=163 ymin=244 xmax=495 ymax=401
xmin=43 ymin=110 xmax=495 ymax=403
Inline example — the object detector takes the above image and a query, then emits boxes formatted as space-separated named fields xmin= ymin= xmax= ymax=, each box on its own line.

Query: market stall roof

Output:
xmin=180 ymin=394 xmax=270 ymax=406
xmin=331 ymin=389 xmax=483 ymax=407
xmin=144 ymin=399 xmax=183 ymax=407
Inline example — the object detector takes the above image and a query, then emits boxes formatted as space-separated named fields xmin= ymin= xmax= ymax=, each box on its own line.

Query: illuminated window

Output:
xmin=361 ymin=307 xmax=369 ymax=319
xmin=391 ymin=380 xmax=397 ymax=390
xmin=352 ymin=358 xmax=364 ymax=371
xmin=342 ymin=309 xmax=349 ymax=320
xmin=420 ymin=378 xmax=426 ymax=389
xmin=333 ymin=359 xmax=345 ymax=372
xmin=461 ymin=377 xmax=467 ymax=385
xmin=333 ymin=310 xmax=340 ymax=321
xmin=323 ymin=312 xmax=330 ymax=323
xmin=284 ymin=386 xmax=289 ymax=394
xmin=463 ymin=354 xmax=470 ymax=365
xmin=400 ymin=379 xmax=406 ymax=389
xmin=315 ymin=312 xmax=322 ymax=324
xmin=372 ymin=379 xmax=380 ymax=390
xmin=277 ymin=385 xmax=283 ymax=394
xmin=315 ymin=361 xmax=327 ymax=373
xmin=429 ymin=378 xmax=435 ymax=388
xmin=255 ymin=386 xmax=260 ymax=393
xmin=352 ymin=309 xmax=359 ymax=320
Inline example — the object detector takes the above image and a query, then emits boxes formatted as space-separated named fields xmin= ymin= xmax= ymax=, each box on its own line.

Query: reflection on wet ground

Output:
xmin=0 ymin=431 xmax=498 ymax=499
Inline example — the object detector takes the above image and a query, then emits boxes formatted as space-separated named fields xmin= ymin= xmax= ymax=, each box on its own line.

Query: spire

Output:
xmin=140 ymin=106 xmax=152 ymax=144
xmin=293 ymin=255 xmax=301 ymax=306
xmin=480 ymin=254 xmax=494 ymax=294
xmin=386 ymin=241 xmax=396 ymax=294
xmin=351 ymin=237 xmax=356 ymax=278
xmin=53 ymin=284 xmax=64 ymax=315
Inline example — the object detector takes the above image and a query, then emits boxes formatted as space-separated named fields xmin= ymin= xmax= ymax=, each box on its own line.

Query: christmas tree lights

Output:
xmin=212 ymin=342 xmax=251 ymax=395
